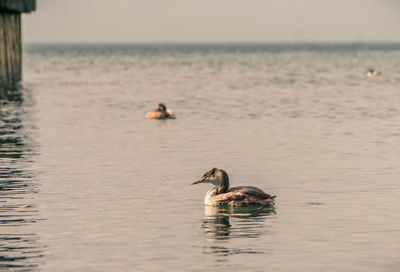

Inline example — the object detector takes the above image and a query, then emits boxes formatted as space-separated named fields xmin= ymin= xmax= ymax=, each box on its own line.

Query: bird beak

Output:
xmin=191 ymin=179 xmax=203 ymax=185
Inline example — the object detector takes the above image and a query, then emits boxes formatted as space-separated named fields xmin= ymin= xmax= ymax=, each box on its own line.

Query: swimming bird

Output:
xmin=192 ymin=168 xmax=276 ymax=206
xmin=145 ymin=103 xmax=176 ymax=119
xmin=367 ymin=69 xmax=381 ymax=78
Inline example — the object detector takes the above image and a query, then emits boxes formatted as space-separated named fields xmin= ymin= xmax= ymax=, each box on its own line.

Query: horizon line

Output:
xmin=22 ymin=40 xmax=400 ymax=45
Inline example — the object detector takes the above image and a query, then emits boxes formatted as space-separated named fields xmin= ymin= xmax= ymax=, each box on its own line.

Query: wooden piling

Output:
xmin=0 ymin=0 xmax=35 ymax=89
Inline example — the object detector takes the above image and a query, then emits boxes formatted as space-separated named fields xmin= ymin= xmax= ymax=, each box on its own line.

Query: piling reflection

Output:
xmin=202 ymin=205 xmax=275 ymax=259
xmin=0 ymin=87 xmax=43 ymax=270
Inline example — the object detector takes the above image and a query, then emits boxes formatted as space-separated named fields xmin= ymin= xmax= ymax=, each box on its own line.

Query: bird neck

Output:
xmin=204 ymin=182 xmax=228 ymax=205
xmin=215 ymin=171 xmax=229 ymax=194
xmin=210 ymin=179 xmax=229 ymax=195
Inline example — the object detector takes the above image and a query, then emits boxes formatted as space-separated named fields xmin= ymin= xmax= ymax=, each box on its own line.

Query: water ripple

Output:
xmin=0 ymin=87 xmax=43 ymax=271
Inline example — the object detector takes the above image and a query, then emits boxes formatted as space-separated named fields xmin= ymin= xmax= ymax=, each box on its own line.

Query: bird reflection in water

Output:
xmin=202 ymin=205 xmax=275 ymax=260
xmin=0 ymin=86 xmax=44 ymax=270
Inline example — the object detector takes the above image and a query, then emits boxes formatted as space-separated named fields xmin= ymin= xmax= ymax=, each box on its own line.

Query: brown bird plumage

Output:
xmin=145 ymin=103 xmax=175 ymax=119
xmin=192 ymin=168 xmax=276 ymax=206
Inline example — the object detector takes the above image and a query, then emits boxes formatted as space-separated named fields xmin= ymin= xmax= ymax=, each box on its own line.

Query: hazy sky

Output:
xmin=23 ymin=0 xmax=400 ymax=43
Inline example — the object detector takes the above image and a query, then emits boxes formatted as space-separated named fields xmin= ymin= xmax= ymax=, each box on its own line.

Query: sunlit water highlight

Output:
xmin=1 ymin=43 xmax=399 ymax=271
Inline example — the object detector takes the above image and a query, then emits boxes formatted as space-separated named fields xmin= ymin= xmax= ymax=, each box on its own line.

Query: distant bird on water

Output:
xmin=367 ymin=68 xmax=381 ymax=78
xmin=192 ymin=168 xmax=276 ymax=206
xmin=145 ymin=103 xmax=175 ymax=119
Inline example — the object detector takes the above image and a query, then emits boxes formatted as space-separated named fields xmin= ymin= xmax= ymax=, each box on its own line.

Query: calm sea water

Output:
xmin=1 ymin=43 xmax=400 ymax=271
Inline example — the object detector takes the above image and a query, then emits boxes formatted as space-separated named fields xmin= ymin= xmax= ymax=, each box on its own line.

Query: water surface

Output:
xmin=2 ymin=43 xmax=400 ymax=271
